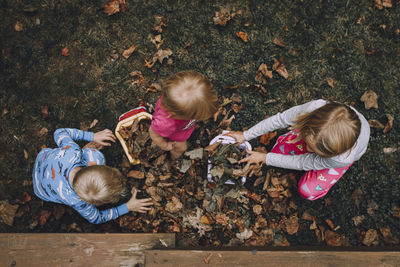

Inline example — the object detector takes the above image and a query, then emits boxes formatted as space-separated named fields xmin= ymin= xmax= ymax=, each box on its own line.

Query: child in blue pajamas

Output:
xmin=33 ymin=128 xmax=153 ymax=224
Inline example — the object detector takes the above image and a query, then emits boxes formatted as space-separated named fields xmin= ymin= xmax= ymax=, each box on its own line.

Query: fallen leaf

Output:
xmin=379 ymin=227 xmax=399 ymax=245
xmin=150 ymin=34 xmax=163 ymax=49
xmin=367 ymin=200 xmax=379 ymax=215
xmin=236 ymin=228 xmax=253 ymax=240
xmin=284 ymin=213 xmax=299 ymax=235
xmin=215 ymin=213 xmax=229 ymax=226
xmin=53 ymin=205 xmax=65 ymax=220
xmin=39 ymin=210 xmax=52 ymax=226
xmin=127 ymin=170 xmax=145 ymax=179
xmin=374 ymin=0 xmax=392 ymax=10
xmin=236 ymin=32 xmax=248 ymax=42
xmin=0 ymin=200 xmax=19 ymax=226
xmin=230 ymin=93 xmax=242 ymax=103
xmin=325 ymin=230 xmax=344 ymax=246
xmin=146 ymin=83 xmax=162 ymax=93
xmin=272 ymin=58 xmax=289 ymax=79
xmin=89 ymin=119 xmax=99 ymax=129
xmin=14 ymin=21 xmax=23 ymax=31
xmin=350 ymin=188 xmax=363 ymax=209
xmin=273 ymin=37 xmax=285 ymax=47
xmin=15 ymin=204 xmax=30 ymax=218
xmin=213 ymin=107 xmax=223 ymax=122
xmin=153 ymin=48 xmax=173 ymax=64
xmin=103 ymin=0 xmax=120 ymax=15
xmin=360 ymin=90 xmax=378 ymax=110
xmin=23 ymin=149 xmax=28 ymax=160
xmin=232 ymin=103 xmax=242 ymax=113
xmin=383 ymin=147 xmax=397 ymax=153
xmin=325 ymin=219 xmax=335 ymax=230
xmin=41 ymin=106 xmax=49 ymax=118
xmin=200 ymin=215 xmax=213 ymax=225
xmin=253 ymin=204 xmax=263 ymax=215
xmin=205 ymin=141 xmax=221 ymax=153
xmin=154 ymin=15 xmax=168 ymax=32
xmin=2 ymin=108 xmax=9 ymax=116
xmin=129 ymin=71 xmax=146 ymax=86
xmin=60 ymin=48 xmax=69 ymax=58
xmin=383 ymin=114 xmax=394 ymax=134
xmin=184 ymin=148 xmax=203 ymax=160
xmin=122 ymin=45 xmax=136 ymax=59
xmin=17 ymin=192 xmax=31 ymax=204
xmin=259 ymin=131 xmax=277 ymax=146
xmin=165 ymin=196 xmax=183 ymax=213
xmin=213 ymin=8 xmax=232 ymax=26
xmin=352 ymin=215 xmax=365 ymax=226
xmin=368 ymin=119 xmax=385 ymax=129
xmin=301 ymin=210 xmax=316 ymax=221
xmin=255 ymin=63 xmax=273 ymax=84
xmin=327 ymin=78 xmax=335 ymax=88
xmin=362 ymin=229 xmax=379 ymax=246
xmin=38 ymin=127 xmax=48 ymax=137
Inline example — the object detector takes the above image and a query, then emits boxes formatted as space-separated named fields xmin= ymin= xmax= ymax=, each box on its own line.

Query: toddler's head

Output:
xmin=293 ymin=102 xmax=361 ymax=158
xmin=73 ymin=165 xmax=127 ymax=206
xmin=161 ymin=70 xmax=218 ymax=120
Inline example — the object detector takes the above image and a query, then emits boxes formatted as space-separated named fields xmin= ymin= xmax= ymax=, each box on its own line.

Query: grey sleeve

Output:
xmin=265 ymin=153 xmax=350 ymax=171
xmin=243 ymin=99 xmax=327 ymax=141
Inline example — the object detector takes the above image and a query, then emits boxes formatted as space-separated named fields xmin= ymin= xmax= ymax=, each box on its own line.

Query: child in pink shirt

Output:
xmin=149 ymin=71 xmax=218 ymax=159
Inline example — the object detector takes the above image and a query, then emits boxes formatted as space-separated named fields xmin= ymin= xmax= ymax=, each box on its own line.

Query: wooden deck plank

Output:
xmin=145 ymin=250 xmax=400 ymax=267
xmin=0 ymin=233 xmax=175 ymax=267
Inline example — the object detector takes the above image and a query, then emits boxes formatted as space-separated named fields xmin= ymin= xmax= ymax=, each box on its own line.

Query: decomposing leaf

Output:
xmin=236 ymin=32 xmax=248 ymax=43
xmin=272 ymin=58 xmax=289 ymax=79
xmin=17 ymin=192 xmax=31 ymax=204
xmin=154 ymin=15 xmax=168 ymax=32
xmin=362 ymin=229 xmax=379 ymax=246
xmin=325 ymin=230 xmax=344 ymax=246
xmin=213 ymin=8 xmax=233 ymax=26
xmin=218 ymin=114 xmax=235 ymax=129
xmin=284 ymin=213 xmax=299 ymax=235
xmin=41 ymin=106 xmax=49 ymax=118
xmin=215 ymin=213 xmax=229 ymax=226
xmin=213 ymin=107 xmax=223 ymax=122
xmin=360 ymin=90 xmax=378 ymax=110
xmin=350 ymin=188 xmax=363 ymax=209
xmin=253 ymin=204 xmax=263 ymax=215
xmin=165 ymin=196 xmax=183 ymax=213
xmin=150 ymin=34 xmax=163 ymax=49
xmin=145 ymin=48 xmax=173 ymax=68
xmin=383 ymin=147 xmax=397 ymax=153
xmin=200 ymin=215 xmax=213 ymax=225
xmin=61 ymin=47 xmax=69 ymax=57
xmin=14 ymin=21 xmax=23 ymax=31
xmin=205 ymin=141 xmax=221 ymax=153
xmin=179 ymin=159 xmax=192 ymax=173
xmin=129 ymin=71 xmax=146 ymax=86
xmin=230 ymin=93 xmax=242 ymax=103
xmin=368 ymin=119 xmax=385 ymax=129
xmin=383 ymin=114 xmax=394 ymax=134
xmin=273 ymin=37 xmax=285 ymax=47
xmin=122 ymin=45 xmax=136 ymax=59
xmin=260 ymin=131 xmax=277 ymax=146
xmin=185 ymin=148 xmax=203 ymax=160
xmin=0 ymin=200 xmax=19 ymax=226
xmin=367 ymin=200 xmax=379 ymax=215
xmin=236 ymin=228 xmax=253 ymax=240
xmin=127 ymin=170 xmax=145 ymax=179
xmin=103 ymin=0 xmax=125 ymax=16
xmin=38 ymin=127 xmax=48 ymax=137
xmin=374 ymin=0 xmax=392 ymax=10
xmin=301 ymin=210 xmax=316 ymax=221
xmin=379 ymin=227 xmax=399 ymax=245
xmin=39 ymin=210 xmax=52 ymax=226
xmin=327 ymin=78 xmax=335 ymax=88
xmin=53 ymin=205 xmax=65 ymax=220
xmin=255 ymin=63 xmax=273 ymax=84
xmin=325 ymin=219 xmax=335 ymax=230
xmin=146 ymin=83 xmax=162 ymax=93
xmin=89 ymin=119 xmax=98 ymax=129
xmin=352 ymin=215 xmax=365 ymax=226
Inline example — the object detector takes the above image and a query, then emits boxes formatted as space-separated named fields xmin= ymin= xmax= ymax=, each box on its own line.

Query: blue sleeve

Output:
xmin=54 ymin=128 xmax=94 ymax=149
xmin=72 ymin=202 xmax=129 ymax=224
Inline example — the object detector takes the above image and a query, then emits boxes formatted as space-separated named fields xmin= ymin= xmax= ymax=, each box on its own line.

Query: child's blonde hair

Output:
xmin=292 ymin=102 xmax=361 ymax=158
xmin=73 ymin=165 xmax=127 ymax=206
xmin=161 ymin=70 xmax=218 ymax=120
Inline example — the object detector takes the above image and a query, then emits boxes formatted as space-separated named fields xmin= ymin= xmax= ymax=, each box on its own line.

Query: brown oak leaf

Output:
xmin=122 ymin=45 xmax=136 ymax=59
xmin=360 ymin=90 xmax=378 ymax=110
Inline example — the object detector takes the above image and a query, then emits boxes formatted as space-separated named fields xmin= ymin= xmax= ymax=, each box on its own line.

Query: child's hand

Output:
xmin=238 ymin=149 xmax=267 ymax=165
xmin=93 ymin=129 xmax=116 ymax=147
xmin=126 ymin=188 xmax=153 ymax=213
xmin=224 ymin=131 xmax=246 ymax=144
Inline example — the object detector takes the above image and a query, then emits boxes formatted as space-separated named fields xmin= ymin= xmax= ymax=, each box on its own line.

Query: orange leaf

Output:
xmin=327 ymin=78 xmax=335 ymax=88
xmin=236 ymin=31 xmax=248 ymax=42
xmin=127 ymin=170 xmax=145 ymax=179
xmin=259 ymin=131 xmax=277 ymax=146
xmin=122 ymin=45 xmax=136 ymax=59
xmin=104 ymin=0 xmax=120 ymax=16
xmin=14 ymin=21 xmax=23 ymax=31
xmin=383 ymin=114 xmax=394 ymax=134
xmin=61 ymin=48 xmax=69 ymax=57
xmin=200 ymin=215 xmax=213 ymax=225
xmin=325 ymin=219 xmax=335 ymax=229
xmin=273 ymin=37 xmax=285 ymax=47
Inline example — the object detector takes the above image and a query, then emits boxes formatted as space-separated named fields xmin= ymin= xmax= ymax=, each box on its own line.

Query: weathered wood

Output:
xmin=0 ymin=233 xmax=174 ymax=267
xmin=145 ymin=250 xmax=400 ymax=267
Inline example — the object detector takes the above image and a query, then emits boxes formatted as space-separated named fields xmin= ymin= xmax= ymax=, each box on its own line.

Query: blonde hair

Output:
xmin=73 ymin=165 xmax=127 ymax=206
xmin=161 ymin=70 xmax=218 ymax=120
xmin=292 ymin=102 xmax=361 ymax=158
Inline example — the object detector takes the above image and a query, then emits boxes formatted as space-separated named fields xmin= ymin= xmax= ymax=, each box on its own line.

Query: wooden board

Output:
xmin=0 ymin=233 xmax=175 ymax=267
xmin=145 ymin=250 xmax=400 ymax=267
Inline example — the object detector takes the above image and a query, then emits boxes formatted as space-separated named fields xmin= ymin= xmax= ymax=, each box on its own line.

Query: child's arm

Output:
xmin=54 ymin=128 xmax=94 ymax=149
xmin=149 ymin=127 xmax=174 ymax=151
xmin=243 ymin=99 xmax=327 ymax=141
xmin=72 ymin=190 xmax=153 ymax=224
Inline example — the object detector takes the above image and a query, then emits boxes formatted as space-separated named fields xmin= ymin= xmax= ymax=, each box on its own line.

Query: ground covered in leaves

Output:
xmin=0 ymin=0 xmax=399 ymax=248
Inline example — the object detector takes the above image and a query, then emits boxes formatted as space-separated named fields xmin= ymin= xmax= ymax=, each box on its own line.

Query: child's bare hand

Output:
xmin=93 ymin=129 xmax=116 ymax=146
xmin=126 ymin=188 xmax=153 ymax=213
xmin=238 ymin=149 xmax=267 ymax=165
xmin=224 ymin=131 xmax=246 ymax=144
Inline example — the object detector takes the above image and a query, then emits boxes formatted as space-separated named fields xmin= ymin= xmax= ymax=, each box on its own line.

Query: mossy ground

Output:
xmin=0 ymin=0 xmax=399 ymax=246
